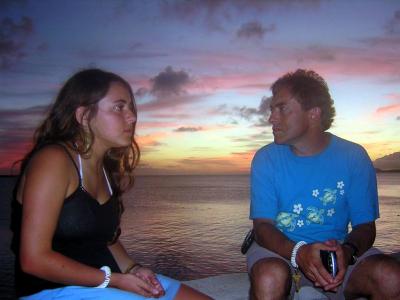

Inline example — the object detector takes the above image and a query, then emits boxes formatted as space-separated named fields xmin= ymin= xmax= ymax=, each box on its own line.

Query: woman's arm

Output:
xmin=19 ymin=146 xmax=157 ymax=296
xmin=19 ymin=145 xmax=106 ymax=286
xmin=108 ymin=239 xmax=165 ymax=296
xmin=108 ymin=240 xmax=138 ymax=274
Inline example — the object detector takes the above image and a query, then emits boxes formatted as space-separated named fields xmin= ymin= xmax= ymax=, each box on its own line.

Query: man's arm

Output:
xmin=254 ymin=218 xmax=339 ymax=289
xmin=253 ymin=218 xmax=295 ymax=260
xmin=340 ymin=222 xmax=376 ymax=270
xmin=320 ymin=221 xmax=376 ymax=291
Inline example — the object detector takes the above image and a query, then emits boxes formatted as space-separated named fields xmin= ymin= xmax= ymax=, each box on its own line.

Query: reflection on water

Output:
xmin=0 ymin=173 xmax=398 ymax=297
xmin=121 ymin=175 xmax=251 ymax=280
xmin=121 ymin=174 xmax=400 ymax=280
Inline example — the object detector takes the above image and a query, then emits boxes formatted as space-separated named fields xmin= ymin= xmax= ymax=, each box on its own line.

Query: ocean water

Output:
xmin=1 ymin=173 xmax=399 ymax=298
xmin=120 ymin=175 xmax=252 ymax=280
xmin=120 ymin=173 xmax=400 ymax=280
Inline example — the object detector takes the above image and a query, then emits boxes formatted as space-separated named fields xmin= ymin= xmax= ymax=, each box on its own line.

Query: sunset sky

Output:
xmin=1 ymin=0 xmax=399 ymax=175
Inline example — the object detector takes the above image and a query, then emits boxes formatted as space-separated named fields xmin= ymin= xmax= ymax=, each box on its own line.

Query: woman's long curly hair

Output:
xmin=18 ymin=68 xmax=140 ymax=195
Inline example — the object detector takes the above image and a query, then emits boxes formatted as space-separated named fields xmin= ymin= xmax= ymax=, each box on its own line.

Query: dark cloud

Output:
xmin=235 ymin=107 xmax=259 ymax=120
xmin=397 ymin=116 xmax=400 ymax=121
xmin=151 ymin=66 xmax=191 ymax=95
xmin=235 ymin=96 xmax=272 ymax=126
xmin=0 ymin=105 xmax=47 ymax=172
xmin=78 ymin=48 xmax=168 ymax=60
xmin=178 ymin=157 xmax=237 ymax=167
xmin=140 ymin=141 xmax=165 ymax=153
xmin=232 ymin=130 xmax=272 ymax=146
xmin=174 ymin=126 xmax=203 ymax=132
xmin=258 ymin=96 xmax=271 ymax=114
xmin=136 ymin=66 xmax=203 ymax=112
xmin=297 ymin=45 xmax=336 ymax=63
xmin=0 ymin=105 xmax=48 ymax=127
xmin=0 ymin=0 xmax=27 ymax=10
xmin=254 ymin=118 xmax=271 ymax=127
xmin=138 ymin=94 xmax=203 ymax=112
xmin=135 ymin=87 xmax=149 ymax=98
xmin=112 ymin=1 xmax=135 ymax=17
xmin=362 ymin=10 xmax=400 ymax=49
xmin=212 ymin=97 xmax=271 ymax=126
xmin=212 ymin=104 xmax=230 ymax=114
xmin=36 ymin=42 xmax=48 ymax=52
xmin=146 ymin=112 xmax=192 ymax=119
xmin=160 ymin=0 xmax=321 ymax=30
xmin=385 ymin=10 xmax=400 ymax=35
xmin=237 ymin=21 xmax=275 ymax=39
xmin=0 ymin=105 xmax=47 ymax=146
xmin=160 ymin=0 xmax=228 ymax=31
xmin=0 ymin=16 xmax=34 ymax=69
xmin=361 ymin=36 xmax=400 ymax=48
xmin=0 ymin=89 xmax=54 ymax=100
xmin=362 ymin=130 xmax=381 ymax=135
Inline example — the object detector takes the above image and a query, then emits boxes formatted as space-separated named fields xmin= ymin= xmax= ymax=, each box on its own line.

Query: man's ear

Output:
xmin=75 ymin=106 xmax=89 ymax=126
xmin=309 ymin=107 xmax=321 ymax=120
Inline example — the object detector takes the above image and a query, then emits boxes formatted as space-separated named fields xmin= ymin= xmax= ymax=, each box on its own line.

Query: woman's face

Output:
xmin=89 ymin=82 xmax=136 ymax=150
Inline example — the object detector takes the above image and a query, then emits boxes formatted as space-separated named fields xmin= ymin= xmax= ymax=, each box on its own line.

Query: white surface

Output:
xmin=185 ymin=273 xmax=250 ymax=300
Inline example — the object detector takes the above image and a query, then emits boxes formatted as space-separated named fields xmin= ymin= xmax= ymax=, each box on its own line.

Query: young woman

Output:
xmin=11 ymin=69 xmax=212 ymax=300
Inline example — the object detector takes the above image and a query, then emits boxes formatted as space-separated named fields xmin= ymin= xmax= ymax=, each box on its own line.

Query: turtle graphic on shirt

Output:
xmin=276 ymin=212 xmax=299 ymax=232
xmin=306 ymin=206 xmax=325 ymax=225
xmin=319 ymin=188 xmax=337 ymax=206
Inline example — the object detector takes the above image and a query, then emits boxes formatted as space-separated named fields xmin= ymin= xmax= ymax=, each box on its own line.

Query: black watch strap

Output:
xmin=342 ymin=242 xmax=358 ymax=265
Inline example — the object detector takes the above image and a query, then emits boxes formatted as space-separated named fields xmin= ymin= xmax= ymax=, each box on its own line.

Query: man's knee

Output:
xmin=369 ymin=255 xmax=400 ymax=296
xmin=250 ymin=257 xmax=291 ymax=299
xmin=347 ymin=254 xmax=400 ymax=298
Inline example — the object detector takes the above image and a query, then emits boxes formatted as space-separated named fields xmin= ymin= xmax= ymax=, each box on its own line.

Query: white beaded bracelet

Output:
xmin=290 ymin=241 xmax=307 ymax=268
xmin=96 ymin=266 xmax=111 ymax=288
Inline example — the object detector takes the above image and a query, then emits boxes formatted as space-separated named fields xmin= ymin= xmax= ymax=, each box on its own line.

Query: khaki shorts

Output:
xmin=247 ymin=242 xmax=381 ymax=299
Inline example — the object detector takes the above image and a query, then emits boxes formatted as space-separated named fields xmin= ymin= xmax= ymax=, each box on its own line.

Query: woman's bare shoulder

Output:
xmin=29 ymin=144 xmax=75 ymax=169
xmin=22 ymin=144 xmax=77 ymax=194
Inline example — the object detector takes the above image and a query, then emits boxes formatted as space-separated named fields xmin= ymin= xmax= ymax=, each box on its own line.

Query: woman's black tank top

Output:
xmin=10 ymin=145 xmax=122 ymax=297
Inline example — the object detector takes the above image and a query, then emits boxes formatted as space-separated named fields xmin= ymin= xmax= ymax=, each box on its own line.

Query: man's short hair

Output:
xmin=271 ymin=69 xmax=336 ymax=130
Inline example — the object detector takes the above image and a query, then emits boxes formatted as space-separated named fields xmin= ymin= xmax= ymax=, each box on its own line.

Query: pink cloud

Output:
xmin=376 ymin=103 xmax=400 ymax=115
xmin=173 ymin=155 xmax=250 ymax=175
xmin=182 ymin=42 xmax=400 ymax=93
xmin=179 ymin=43 xmax=400 ymax=97
xmin=293 ymin=43 xmax=400 ymax=82
xmin=160 ymin=0 xmax=321 ymax=32
xmin=374 ymin=93 xmax=400 ymax=116
xmin=137 ymin=121 xmax=180 ymax=129
xmin=385 ymin=93 xmax=400 ymax=101
xmin=135 ymin=133 xmax=167 ymax=154
xmin=137 ymin=94 xmax=205 ymax=112
xmin=0 ymin=139 xmax=32 ymax=175
xmin=194 ymin=72 xmax=271 ymax=93
xmin=162 ymin=149 xmax=256 ymax=175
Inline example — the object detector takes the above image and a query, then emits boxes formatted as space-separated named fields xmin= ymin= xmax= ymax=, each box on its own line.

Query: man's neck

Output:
xmin=290 ymin=132 xmax=330 ymax=157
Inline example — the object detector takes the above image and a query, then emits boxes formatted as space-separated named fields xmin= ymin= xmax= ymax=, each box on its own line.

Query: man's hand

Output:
xmin=320 ymin=240 xmax=350 ymax=291
xmin=296 ymin=240 xmax=340 ymax=291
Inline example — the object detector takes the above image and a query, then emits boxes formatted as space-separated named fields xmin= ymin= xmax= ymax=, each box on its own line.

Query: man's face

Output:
xmin=268 ymin=87 xmax=311 ymax=145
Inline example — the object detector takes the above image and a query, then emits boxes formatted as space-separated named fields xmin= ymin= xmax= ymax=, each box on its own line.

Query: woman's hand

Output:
xmin=111 ymin=272 xmax=163 ymax=298
xmin=130 ymin=266 xmax=165 ymax=297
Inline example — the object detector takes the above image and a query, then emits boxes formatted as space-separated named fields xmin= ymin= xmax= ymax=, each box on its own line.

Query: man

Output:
xmin=247 ymin=69 xmax=400 ymax=299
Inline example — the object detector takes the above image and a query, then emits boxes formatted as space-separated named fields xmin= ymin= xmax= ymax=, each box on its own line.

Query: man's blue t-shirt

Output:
xmin=250 ymin=134 xmax=379 ymax=243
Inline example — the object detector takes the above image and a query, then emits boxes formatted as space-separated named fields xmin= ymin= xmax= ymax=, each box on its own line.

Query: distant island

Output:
xmin=375 ymin=168 xmax=400 ymax=173
xmin=373 ymin=151 xmax=400 ymax=172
